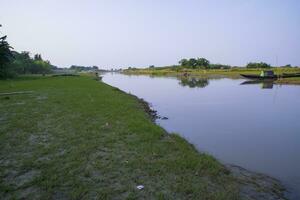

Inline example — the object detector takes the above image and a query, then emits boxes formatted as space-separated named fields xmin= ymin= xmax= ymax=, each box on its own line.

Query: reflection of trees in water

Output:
xmin=179 ymin=77 xmax=209 ymax=88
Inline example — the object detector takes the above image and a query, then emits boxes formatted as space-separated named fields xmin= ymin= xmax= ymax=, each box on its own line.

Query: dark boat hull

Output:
xmin=240 ymin=73 xmax=300 ymax=80
xmin=240 ymin=74 xmax=277 ymax=80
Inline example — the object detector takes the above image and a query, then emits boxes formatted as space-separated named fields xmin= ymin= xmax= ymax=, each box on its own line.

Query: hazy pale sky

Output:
xmin=1 ymin=0 xmax=300 ymax=68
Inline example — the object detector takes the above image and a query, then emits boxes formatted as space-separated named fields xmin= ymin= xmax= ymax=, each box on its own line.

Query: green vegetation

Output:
xmin=179 ymin=58 xmax=210 ymax=69
xmin=177 ymin=57 xmax=230 ymax=70
xmin=9 ymin=51 xmax=55 ymax=75
xmin=0 ymin=75 xmax=239 ymax=199
xmin=0 ymin=24 xmax=14 ymax=79
xmin=124 ymin=57 xmax=299 ymax=83
xmin=177 ymin=58 xmax=274 ymax=70
xmin=124 ymin=66 xmax=300 ymax=79
xmin=0 ymin=25 xmax=56 ymax=79
xmin=246 ymin=62 xmax=271 ymax=69
xmin=70 ymin=65 xmax=99 ymax=72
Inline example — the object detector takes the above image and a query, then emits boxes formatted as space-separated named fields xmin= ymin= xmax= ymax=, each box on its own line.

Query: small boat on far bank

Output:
xmin=240 ymin=74 xmax=276 ymax=80
xmin=240 ymin=70 xmax=300 ymax=80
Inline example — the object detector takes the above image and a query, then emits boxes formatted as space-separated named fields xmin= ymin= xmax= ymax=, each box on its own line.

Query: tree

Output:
xmin=179 ymin=57 xmax=210 ymax=69
xmin=188 ymin=58 xmax=198 ymax=68
xmin=92 ymin=66 xmax=99 ymax=70
xmin=281 ymin=64 xmax=291 ymax=68
xmin=179 ymin=59 xmax=188 ymax=66
xmin=20 ymin=51 xmax=32 ymax=73
xmin=0 ymin=25 xmax=14 ymax=78
xmin=0 ymin=25 xmax=54 ymax=77
xmin=196 ymin=58 xmax=210 ymax=68
xmin=246 ymin=62 xmax=271 ymax=68
xmin=34 ymin=54 xmax=42 ymax=61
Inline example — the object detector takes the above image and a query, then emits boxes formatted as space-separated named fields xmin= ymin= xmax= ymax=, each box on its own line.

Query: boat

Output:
xmin=240 ymin=74 xmax=278 ymax=80
xmin=240 ymin=70 xmax=300 ymax=80
xmin=240 ymin=74 xmax=277 ymax=80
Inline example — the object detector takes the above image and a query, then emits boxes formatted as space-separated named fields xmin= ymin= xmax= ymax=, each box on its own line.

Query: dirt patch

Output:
xmin=36 ymin=95 xmax=48 ymax=101
xmin=14 ymin=170 xmax=41 ymax=187
xmin=17 ymin=186 xmax=42 ymax=200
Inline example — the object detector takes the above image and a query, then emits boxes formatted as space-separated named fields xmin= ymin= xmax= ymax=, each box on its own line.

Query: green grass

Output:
xmin=0 ymin=76 xmax=239 ymax=199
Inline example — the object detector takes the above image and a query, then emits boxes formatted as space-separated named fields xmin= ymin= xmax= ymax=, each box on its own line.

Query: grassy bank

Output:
xmin=0 ymin=75 xmax=239 ymax=199
xmin=124 ymin=67 xmax=300 ymax=83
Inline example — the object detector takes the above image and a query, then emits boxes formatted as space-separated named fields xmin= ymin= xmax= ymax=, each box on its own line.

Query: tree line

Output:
xmin=178 ymin=57 xmax=231 ymax=69
xmin=70 ymin=65 xmax=99 ymax=71
xmin=246 ymin=62 xmax=271 ymax=68
xmin=0 ymin=25 xmax=56 ymax=79
xmin=177 ymin=57 xmax=275 ymax=69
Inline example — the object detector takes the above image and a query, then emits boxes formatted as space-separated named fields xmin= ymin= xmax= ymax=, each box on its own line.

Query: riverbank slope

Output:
xmin=0 ymin=75 xmax=285 ymax=199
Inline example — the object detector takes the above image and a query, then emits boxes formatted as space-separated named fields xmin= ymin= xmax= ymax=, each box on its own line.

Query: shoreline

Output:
xmin=126 ymin=87 xmax=288 ymax=199
xmin=122 ymin=70 xmax=300 ymax=85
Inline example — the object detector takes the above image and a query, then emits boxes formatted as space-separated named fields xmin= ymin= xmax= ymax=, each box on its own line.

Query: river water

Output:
xmin=103 ymin=73 xmax=300 ymax=199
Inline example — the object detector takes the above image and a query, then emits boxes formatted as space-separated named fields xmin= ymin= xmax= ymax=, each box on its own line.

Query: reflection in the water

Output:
xmin=179 ymin=77 xmax=209 ymax=88
xmin=241 ymin=80 xmax=274 ymax=89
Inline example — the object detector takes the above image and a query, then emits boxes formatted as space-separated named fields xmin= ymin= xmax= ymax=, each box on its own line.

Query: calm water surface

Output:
xmin=103 ymin=73 xmax=300 ymax=199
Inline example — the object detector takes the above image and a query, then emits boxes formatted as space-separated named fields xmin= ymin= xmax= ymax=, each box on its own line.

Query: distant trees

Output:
xmin=281 ymin=64 xmax=292 ymax=68
xmin=0 ymin=25 xmax=55 ymax=78
xmin=70 ymin=65 xmax=99 ymax=71
xmin=177 ymin=58 xmax=278 ymax=70
xmin=9 ymin=51 xmax=54 ymax=75
xmin=196 ymin=58 xmax=210 ymax=68
xmin=178 ymin=59 xmax=188 ymax=66
xmin=209 ymin=64 xmax=231 ymax=69
xmin=34 ymin=54 xmax=42 ymax=61
xmin=246 ymin=62 xmax=271 ymax=68
xmin=178 ymin=57 xmax=233 ymax=69
xmin=92 ymin=66 xmax=99 ymax=70
xmin=179 ymin=57 xmax=210 ymax=69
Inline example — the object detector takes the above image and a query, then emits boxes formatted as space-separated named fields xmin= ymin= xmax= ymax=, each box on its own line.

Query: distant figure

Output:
xmin=260 ymin=70 xmax=274 ymax=77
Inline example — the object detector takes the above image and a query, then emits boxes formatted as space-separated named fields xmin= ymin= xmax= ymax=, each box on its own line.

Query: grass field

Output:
xmin=0 ymin=75 xmax=241 ymax=199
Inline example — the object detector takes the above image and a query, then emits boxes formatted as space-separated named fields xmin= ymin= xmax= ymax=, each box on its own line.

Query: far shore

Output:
xmin=122 ymin=67 xmax=300 ymax=85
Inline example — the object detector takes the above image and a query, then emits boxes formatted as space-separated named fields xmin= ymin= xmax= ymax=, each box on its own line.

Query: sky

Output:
xmin=1 ymin=0 xmax=300 ymax=69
